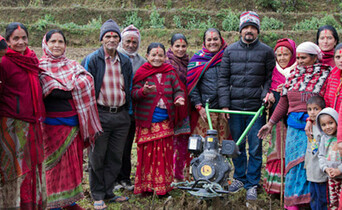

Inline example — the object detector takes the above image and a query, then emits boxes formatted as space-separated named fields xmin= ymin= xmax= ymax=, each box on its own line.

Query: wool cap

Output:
xmin=239 ymin=11 xmax=260 ymax=33
xmin=99 ymin=19 xmax=121 ymax=41
xmin=274 ymin=38 xmax=294 ymax=55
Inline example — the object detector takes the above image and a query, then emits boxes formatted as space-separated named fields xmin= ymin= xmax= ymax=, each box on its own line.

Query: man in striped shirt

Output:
xmin=82 ymin=19 xmax=133 ymax=209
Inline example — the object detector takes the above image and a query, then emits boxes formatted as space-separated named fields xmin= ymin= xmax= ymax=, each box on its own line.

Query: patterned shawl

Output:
xmin=186 ymin=38 xmax=227 ymax=94
xmin=166 ymin=48 xmax=189 ymax=85
xmin=39 ymin=35 xmax=102 ymax=145
xmin=282 ymin=63 xmax=332 ymax=96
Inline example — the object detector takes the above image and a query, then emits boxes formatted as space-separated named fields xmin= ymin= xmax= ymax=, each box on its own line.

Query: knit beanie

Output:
xmin=0 ymin=35 xmax=7 ymax=50
xmin=239 ymin=11 xmax=260 ymax=33
xmin=99 ymin=19 xmax=121 ymax=41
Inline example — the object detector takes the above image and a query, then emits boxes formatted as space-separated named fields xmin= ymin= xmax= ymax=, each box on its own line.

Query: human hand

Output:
xmin=268 ymin=92 xmax=275 ymax=104
xmin=222 ymin=107 xmax=230 ymax=120
xmin=143 ymin=81 xmax=156 ymax=94
xmin=276 ymin=84 xmax=284 ymax=92
xmin=305 ymin=120 xmax=313 ymax=139
xmin=326 ymin=168 xmax=341 ymax=178
xmin=174 ymin=97 xmax=185 ymax=106
xmin=198 ymin=107 xmax=207 ymax=122
xmin=257 ymin=122 xmax=274 ymax=139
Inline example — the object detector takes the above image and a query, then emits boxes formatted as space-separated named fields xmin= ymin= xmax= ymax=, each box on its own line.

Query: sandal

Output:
xmin=107 ymin=195 xmax=129 ymax=203
xmin=94 ymin=200 xmax=107 ymax=210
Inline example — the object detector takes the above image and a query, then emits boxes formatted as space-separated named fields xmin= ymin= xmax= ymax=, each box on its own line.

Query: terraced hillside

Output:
xmin=1 ymin=0 xmax=342 ymax=59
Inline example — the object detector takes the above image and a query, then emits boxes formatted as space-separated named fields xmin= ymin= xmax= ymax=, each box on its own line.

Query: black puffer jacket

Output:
xmin=218 ymin=39 xmax=275 ymax=111
xmin=189 ymin=65 xmax=221 ymax=108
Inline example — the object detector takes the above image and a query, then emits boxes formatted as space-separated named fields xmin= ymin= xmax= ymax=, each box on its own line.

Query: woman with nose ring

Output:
xmin=166 ymin=34 xmax=191 ymax=183
xmin=263 ymin=38 xmax=297 ymax=196
xmin=39 ymin=29 xmax=102 ymax=209
xmin=187 ymin=28 xmax=230 ymax=143
xmin=258 ymin=42 xmax=332 ymax=209
xmin=316 ymin=25 xmax=339 ymax=67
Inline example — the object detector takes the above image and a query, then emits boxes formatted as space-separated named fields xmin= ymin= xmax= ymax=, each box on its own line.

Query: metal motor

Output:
xmin=188 ymin=129 xmax=239 ymax=186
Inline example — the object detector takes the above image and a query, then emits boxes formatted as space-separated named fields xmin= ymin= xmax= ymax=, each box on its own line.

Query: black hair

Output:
xmin=46 ymin=29 xmax=67 ymax=44
xmin=171 ymin=33 xmax=188 ymax=46
xmin=316 ymin=25 xmax=339 ymax=48
xmin=0 ymin=39 xmax=7 ymax=50
xmin=203 ymin=28 xmax=222 ymax=44
xmin=5 ymin=22 xmax=28 ymax=41
xmin=306 ymin=95 xmax=325 ymax=109
xmin=334 ymin=43 xmax=342 ymax=55
xmin=146 ymin=42 xmax=165 ymax=55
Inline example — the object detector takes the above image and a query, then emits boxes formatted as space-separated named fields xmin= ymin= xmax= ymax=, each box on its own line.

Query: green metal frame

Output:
xmin=205 ymin=102 xmax=265 ymax=146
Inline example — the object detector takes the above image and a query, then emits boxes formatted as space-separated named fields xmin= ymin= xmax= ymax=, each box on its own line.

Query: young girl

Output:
xmin=317 ymin=107 xmax=340 ymax=210
xmin=132 ymin=42 xmax=187 ymax=196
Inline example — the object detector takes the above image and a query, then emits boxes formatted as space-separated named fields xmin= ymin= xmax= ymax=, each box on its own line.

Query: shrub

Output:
xmin=292 ymin=15 xmax=341 ymax=31
xmin=186 ymin=16 xmax=216 ymax=30
xmin=150 ymin=6 xmax=165 ymax=29
xmin=124 ymin=11 xmax=143 ymax=29
xmin=261 ymin=17 xmax=284 ymax=30
xmin=32 ymin=14 xmax=55 ymax=30
xmin=173 ymin=15 xmax=183 ymax=29
xmin=221 ymin=10 xmax=239 ymax=31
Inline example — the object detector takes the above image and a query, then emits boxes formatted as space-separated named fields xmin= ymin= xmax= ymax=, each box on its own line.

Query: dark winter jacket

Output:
xmin=189 ymin=65 xmax=221 ymax=109
xmin=81 ymin=46 xmax=133 ymax=110
xmin=218 ymin=38 xmax=275 ymax=111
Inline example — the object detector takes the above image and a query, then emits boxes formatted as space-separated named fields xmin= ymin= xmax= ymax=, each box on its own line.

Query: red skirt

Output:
xmin=134 ymin=120 xmax=174 ymax=195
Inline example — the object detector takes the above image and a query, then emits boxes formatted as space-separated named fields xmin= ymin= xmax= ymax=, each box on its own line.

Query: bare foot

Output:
xmin=94 ymin=200 xmax=107 ymax=210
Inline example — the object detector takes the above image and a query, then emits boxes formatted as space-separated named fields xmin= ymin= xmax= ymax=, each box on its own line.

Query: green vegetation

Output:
xmin=261 ymin=17 xmax=284 ymax=30
xmin=292 ymin=15 xmax=341 ymax=31
xmin=221 ymin=9 xmax=240 ymax=32
xmin=149 ymin=5 xmax=165 ymax=29
xmin=123 ymin=11 xmax=143 ymax=28
xmin=173 ymin=15 xmax=183 ymax=29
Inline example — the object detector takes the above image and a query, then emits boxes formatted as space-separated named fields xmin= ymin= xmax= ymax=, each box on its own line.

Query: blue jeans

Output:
xmin=228 ymin=113 xmax=266 ymax=189
xmin=310 ymin=182 xmax=328 ymax=210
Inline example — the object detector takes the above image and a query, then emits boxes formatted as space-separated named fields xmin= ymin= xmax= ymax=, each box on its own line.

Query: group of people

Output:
xmin=1 ymin=9 xmax=342 ymax=210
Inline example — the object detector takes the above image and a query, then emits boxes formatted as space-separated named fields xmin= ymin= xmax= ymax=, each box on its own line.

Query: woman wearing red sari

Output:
xmin=316 ymin=25 xmax=339 ymax=67
xmin=39 ymin=30 xmax=102 ymax=209
xmin=132 ymin=42 xmax=186 ymax=196
xmin=0 ymin=22 xmax=46 ymax=209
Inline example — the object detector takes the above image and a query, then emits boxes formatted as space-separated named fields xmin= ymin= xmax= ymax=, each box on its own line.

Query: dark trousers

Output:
xmin=116 ymin=116 xmax=135 ymax=182
xmin=88 ymin=109 xmax=130 ymax=200
xmin=228 ymin=113 xmax=266 ymax=189
xmin=310 ymin=181 xmax=328 ymax=210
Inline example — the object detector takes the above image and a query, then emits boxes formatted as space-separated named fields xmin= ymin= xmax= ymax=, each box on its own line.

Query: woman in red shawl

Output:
xmin=0 ymin=22 xmax=46 ymax=209
xmin=166 ymin=33 xmax=191 ymax=182
xmin=263 ymin=38 xmax=296 ymax=195
xmin=316 ymin=25 xmax=339 ymax=67
xmin=39 ymin=30 xmax=102 ymax=209
xmin=187 ymin=28 xmax=230 ymax=141
xmin=132 ymin=42 xmax=186 ymax=196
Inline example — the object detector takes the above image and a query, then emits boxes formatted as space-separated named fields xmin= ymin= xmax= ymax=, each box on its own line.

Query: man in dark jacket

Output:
xmin=218 ymin=11 xmax=275 ymax=200
xmin=81 ymin=19 xmax=132 ymax=209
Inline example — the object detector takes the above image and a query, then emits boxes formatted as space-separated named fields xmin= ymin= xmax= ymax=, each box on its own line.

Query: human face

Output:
xmin=241 ymin=25 xmax=258 ymax=43
xmin=7 ymin=28 xmax=28 ymax=54
xmin=275 ymin=46 xmax=292 ymax=68
xmin=146 ymin=47 xmax=166 ymax=67
xmin=47 ymin=33 xmax=66 ymax=57
xmin=0 ymin=49 xmax=6 ymax=63
xmin=204 ymin=31 xmax=222 ymax=53
xmin=296 ymin=52 xmax=317 ymax=67
xmin=122 ymin=36 xmax=138 ymax=54
xmin=319 ymin=114 xmax=337 ymax=136
xmin=334 ymin=49 xmax=342 ymax=70
xmin=307 ymin=103 xmax=322 ymax=122
xmin=101 ymin=31 xmax=120 ymax=53
xmin=318 ymin=29 xmax=337 ymax=52
xmin=171 ymin=39 xmax=187 ymax=58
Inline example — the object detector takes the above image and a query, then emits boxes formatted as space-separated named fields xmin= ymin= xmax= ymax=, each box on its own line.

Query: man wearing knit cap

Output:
xmin=218 ymin=11 xmax=275 ymax=200
xmin=82 ymin=19 xmax=132 ymax=209
xmin=114 ymin=24 xmax=146 ymax=191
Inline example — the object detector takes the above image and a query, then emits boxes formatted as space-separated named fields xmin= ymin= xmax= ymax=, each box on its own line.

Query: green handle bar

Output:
xmin=205 ymin=102 xmax=265 ymax=146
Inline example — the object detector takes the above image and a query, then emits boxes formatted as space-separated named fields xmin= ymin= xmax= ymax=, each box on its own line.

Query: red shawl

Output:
xmin=39 ymin=35 xmax=102 ymax=146
xmin=133 ymin=62 xmax=188 ymax=126
xmin=321 ymin=49 xmax=335 ymax=67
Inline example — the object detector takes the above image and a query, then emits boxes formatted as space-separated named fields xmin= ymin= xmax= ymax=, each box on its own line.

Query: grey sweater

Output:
xmin=317 ymin=107 xmax=342 ymax=179
xmin=304 ymin=124 xmax=327 ymax=182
